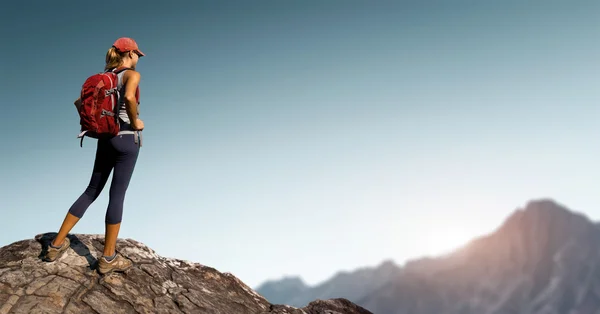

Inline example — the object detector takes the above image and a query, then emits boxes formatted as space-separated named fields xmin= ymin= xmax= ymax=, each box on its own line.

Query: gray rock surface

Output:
xmin=0 ymin=233 xmax=373 ymax=314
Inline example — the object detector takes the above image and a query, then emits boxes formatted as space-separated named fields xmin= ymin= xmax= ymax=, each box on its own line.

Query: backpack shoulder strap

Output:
xmin=111 ymin=67 xmax=134 ymax=90
xmin=112 ymin=67 xmax=134 ymax=74
xmin=111 ymin=67 xmax=134 ymax=125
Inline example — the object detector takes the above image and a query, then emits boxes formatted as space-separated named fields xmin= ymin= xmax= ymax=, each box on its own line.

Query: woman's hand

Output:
xmin=132 ymin=118 xmax=145 ymax=131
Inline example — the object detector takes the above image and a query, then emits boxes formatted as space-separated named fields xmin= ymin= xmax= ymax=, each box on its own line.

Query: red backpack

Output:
xmin=77 ymin=67 xmax=132 ymax=147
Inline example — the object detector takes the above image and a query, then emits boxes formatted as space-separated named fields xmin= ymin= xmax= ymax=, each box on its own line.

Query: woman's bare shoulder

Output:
xmin=123 ymin=69 xmax=141 ymax=81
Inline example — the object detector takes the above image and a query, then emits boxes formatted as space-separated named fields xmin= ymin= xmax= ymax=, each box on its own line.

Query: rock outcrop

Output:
xmin=0 ymin=233 xmax=373 ymax=314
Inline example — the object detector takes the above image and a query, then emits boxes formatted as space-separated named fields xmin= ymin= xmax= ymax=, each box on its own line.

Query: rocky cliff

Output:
xmin=0 ymin=233 xmax=373 ymax=314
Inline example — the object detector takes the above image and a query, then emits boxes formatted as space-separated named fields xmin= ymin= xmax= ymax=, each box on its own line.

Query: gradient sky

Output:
xmin=1 ymin=0 xmax=599 ymax=288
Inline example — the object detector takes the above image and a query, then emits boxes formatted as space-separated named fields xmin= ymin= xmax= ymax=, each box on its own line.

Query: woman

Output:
xmin=44 ymin=37 xmax=145 ymax=275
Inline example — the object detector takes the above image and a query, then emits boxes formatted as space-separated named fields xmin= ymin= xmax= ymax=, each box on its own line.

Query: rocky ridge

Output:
xmin=0 ymin=233 xmax=373 ymax=314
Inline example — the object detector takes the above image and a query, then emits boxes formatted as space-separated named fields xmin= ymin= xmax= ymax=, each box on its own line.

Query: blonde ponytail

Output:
xmin=104 ymin=46 xmax=126 ymax=71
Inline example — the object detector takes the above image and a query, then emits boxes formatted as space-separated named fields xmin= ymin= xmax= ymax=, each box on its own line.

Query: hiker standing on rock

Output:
xmin=44 ymin=37 xmax=145 ymax=275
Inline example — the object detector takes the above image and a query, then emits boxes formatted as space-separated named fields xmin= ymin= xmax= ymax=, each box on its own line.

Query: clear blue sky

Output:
xmin=1 ymin=0 xmax=599 ymax=288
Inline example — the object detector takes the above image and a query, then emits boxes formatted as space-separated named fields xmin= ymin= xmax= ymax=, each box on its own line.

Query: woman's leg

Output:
xmin=53 ymin=139 xmax=116 ymax=247
xmin=103 ymin=134 xmax=140 ymax=257
xmin=51 ymin=213 xmax=80 ymax=247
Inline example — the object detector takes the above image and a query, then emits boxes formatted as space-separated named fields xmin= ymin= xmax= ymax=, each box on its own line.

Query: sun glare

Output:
xmin=422 ymin=226 xmax=475 ymax=257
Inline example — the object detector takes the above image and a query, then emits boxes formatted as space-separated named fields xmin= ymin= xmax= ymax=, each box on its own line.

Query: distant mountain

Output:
xmin=254 ymin=276 xmax=309 ymax=306
xmin=257 ymin=199 xmax=600 ymax=314
xmin=257 ymin=260 xmax=402 ymax=308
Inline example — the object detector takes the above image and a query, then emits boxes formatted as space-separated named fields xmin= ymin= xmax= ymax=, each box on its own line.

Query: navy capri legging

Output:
xmin=68 ymin=133 xmax=140 ymax=224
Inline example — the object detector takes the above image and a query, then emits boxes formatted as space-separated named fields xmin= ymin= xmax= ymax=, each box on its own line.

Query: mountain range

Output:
xmin=256 ymin=199 xmax=600 ymax=314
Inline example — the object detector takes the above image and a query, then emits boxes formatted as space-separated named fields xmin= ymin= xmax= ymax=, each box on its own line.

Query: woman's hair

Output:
xmin=104 ymin=46 xmax=128 ymax=71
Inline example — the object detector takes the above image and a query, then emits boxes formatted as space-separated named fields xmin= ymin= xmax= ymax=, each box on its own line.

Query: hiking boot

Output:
xmin=44 ymin=237 xmax=71 ymax=262
xmin=97 ymin=253 xmax=133 ymax=275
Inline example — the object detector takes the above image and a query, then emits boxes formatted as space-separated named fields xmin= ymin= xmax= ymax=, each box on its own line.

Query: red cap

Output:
xmin=113 ymin=37 xmax=145 ymax=56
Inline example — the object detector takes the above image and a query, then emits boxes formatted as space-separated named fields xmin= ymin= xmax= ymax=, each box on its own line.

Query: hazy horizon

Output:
xmin=1 ymin=0 xmax=599 ymax=288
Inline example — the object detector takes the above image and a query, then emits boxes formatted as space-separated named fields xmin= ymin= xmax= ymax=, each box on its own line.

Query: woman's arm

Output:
xmin=123 ymin=71 xmax=144 ymax=130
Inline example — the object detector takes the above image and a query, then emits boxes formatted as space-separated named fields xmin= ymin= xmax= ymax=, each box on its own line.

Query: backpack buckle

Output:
xmin=100 ymin=109 xmax=115 ymax=117
xmin=104 ymin=88 xmax=118 ymax=96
